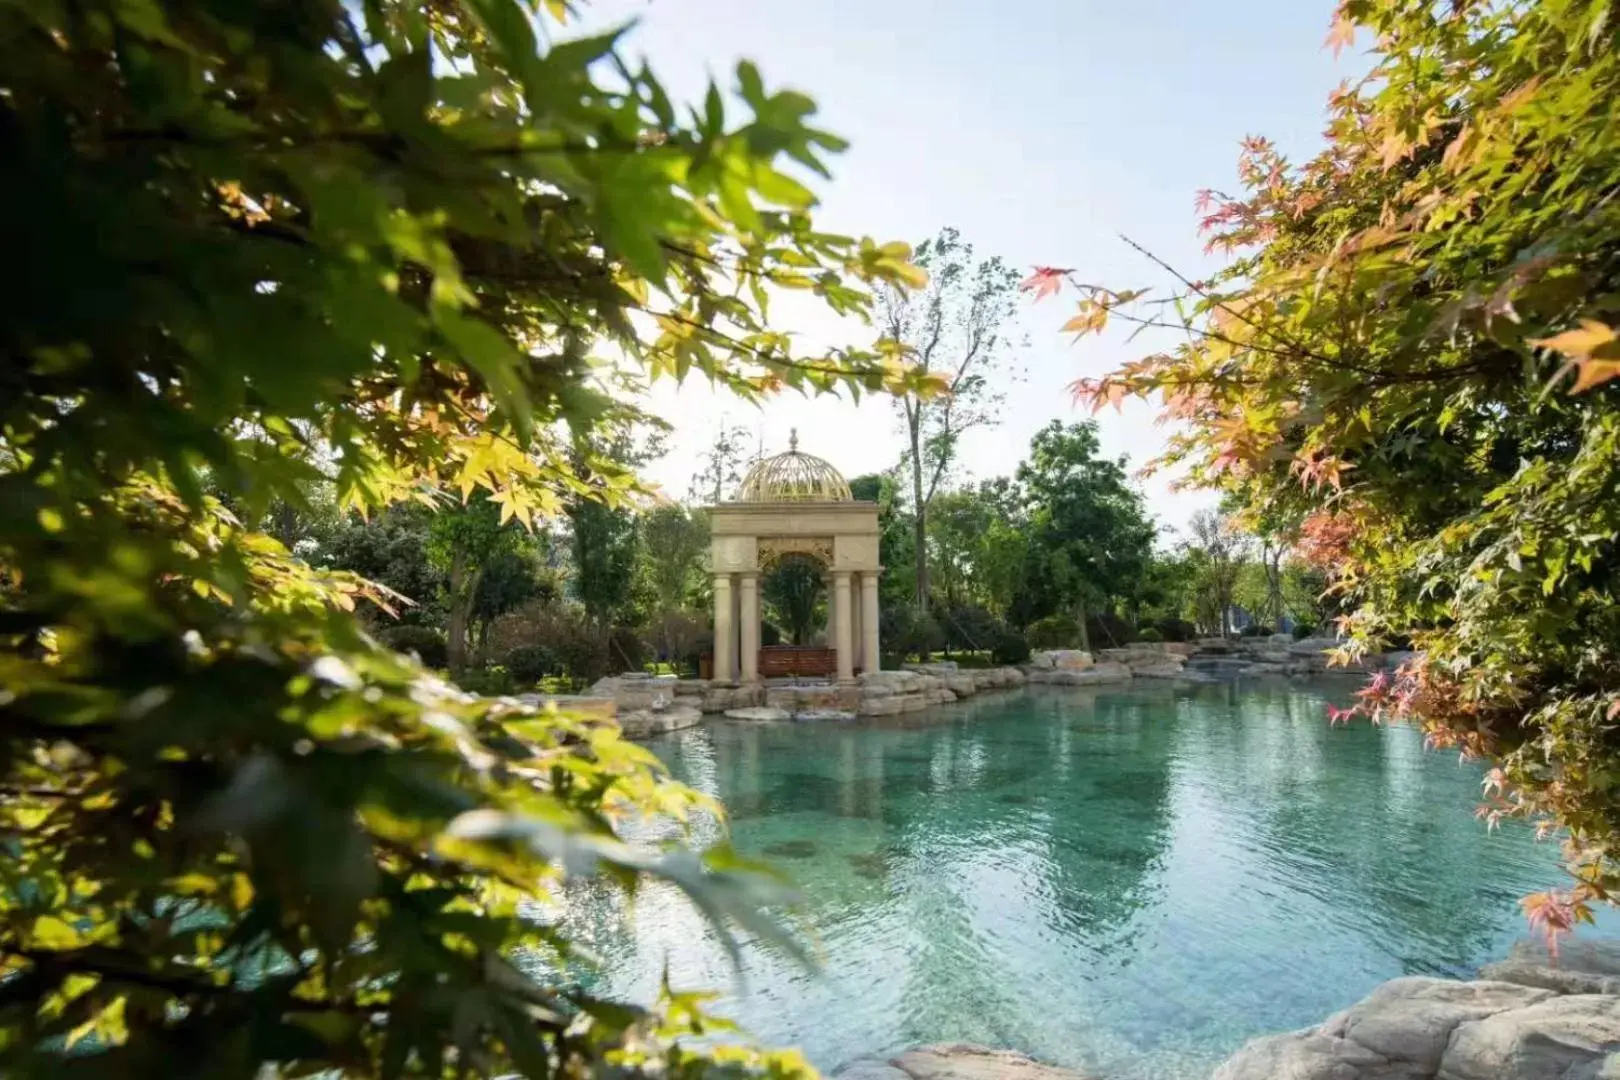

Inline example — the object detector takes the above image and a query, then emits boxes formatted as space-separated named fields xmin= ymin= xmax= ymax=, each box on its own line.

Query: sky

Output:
xmin=571 ymin=0 xmax=1356 ymax=536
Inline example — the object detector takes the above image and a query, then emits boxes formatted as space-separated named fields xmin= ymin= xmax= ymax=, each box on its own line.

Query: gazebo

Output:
xmin=708 ymin=432 xmax=881 ymax=684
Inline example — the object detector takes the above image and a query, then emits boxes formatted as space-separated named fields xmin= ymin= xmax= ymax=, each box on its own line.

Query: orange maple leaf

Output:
xmin=1530 ymin=319 xmax=1620 ymax=393
xmin=1019 ymin=266 xmax=1071 ymax=302
xmin=1324 ymin=14 xmax=1356 ymax=57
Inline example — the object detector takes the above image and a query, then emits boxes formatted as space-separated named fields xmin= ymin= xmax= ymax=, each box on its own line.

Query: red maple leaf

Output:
xmin=1019 ymin=266 xmax=1071 ymax=301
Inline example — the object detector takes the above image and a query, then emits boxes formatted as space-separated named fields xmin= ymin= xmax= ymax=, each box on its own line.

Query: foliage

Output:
xmin=939 ymin=603 xmax=1001 ymax=654
xmin=641 ymin=505 xmax=710 ymax=613
xmin=567 ymin=497 xmax=642 ymax=626
xmin=877 ymin=228 xmax=1024 ymax=615
xmin=1015 ymin=421 xmax=1155 ymax=649
xmin=689 ymin=422 xmax=754 ymax=504
xmin=503 ymin=644 xmax=557 ymax=685
xmin=1039 ymin=0 xmax=1620 ymax=938
xmin=0 ymin=0 xmax=938 ymax=1072
xmin=471 ymin=546 xmax=560 ymax=649
xmin=1135 ymin=627 xmax=1163 ymax=644
xmin=1026 ymin=614 xmax=1082 ymax=650
xmin=849 ymin=472 xmax=916 ymax=613
xmin=880 ymin=605 xmax=944 ymax=663
xmin=1181 ymin=510 xmax=1246 ymax=637
xmin=762 ymin=555 xmax=824 ymax=645
xmin=379 ymin=624 xmax=451 ymax=670
xmin=318 ymin=506 xmax=448 ymax=628
xmin=1293 ymin=621 xmax=1320 ymax=641
xmin=429 ymin=494 xmax=526 ymax=671
xmin=990 ymin=627 xmax=1032 ymax=665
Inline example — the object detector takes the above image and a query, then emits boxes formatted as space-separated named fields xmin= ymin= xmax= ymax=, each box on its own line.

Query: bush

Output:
xmin=942 ymin=603 xmax=1001 ymax=652
xmin=455 ymin=665 xmax=516 ymax=696
xmin=761 ymin=620 xmax=782 ymax=647
xmin=991 ymin=627 xmax=1032 ymax=665
xmin=881 ymin=605 xmax=944 ymax=660
xmin=1085 ymin=611 xmax=1133 ymax=648
xmin=1240 ymin=623 xmax=1273 ymax=638
xmin=608 ymin=625 xmax=648 ymax=673
xmin=556 ymin=632 xmax=611 ymax=686
xmin=503 ymin=644 xmax=556 ymax=684
xmin=1135 ymin=626 xmax=1164 ymax=643
xmin=379 ymin=624 xmax=448 ymax=668
xmin=1154 ymin=617 xmax=1198 ymax=642
xmin=1026 ymin=614 xmax=1081 ymax=649
xmin=1291 ymin=620 xmax=1319 ymax=640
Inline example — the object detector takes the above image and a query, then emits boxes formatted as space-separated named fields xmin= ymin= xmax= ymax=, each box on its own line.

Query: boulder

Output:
xmin=1032 ymin=650 xmax=1093 ymax=671
xmin=858 ymin=696 xmax=908 ymax=717
xmin=766 ymin=684 xmax=861 ymax=713
xmin=943 ymin=674 xmax=979 ymax=697
xmin=1028 ymin=661 xmax=1131 ymax=686
xmin=1481 ymin=937 xmax=1620 ymax=996
xmin=1208 ymin=974 xmax=1620 ymax=1080
xmin=723 ymin=706 xmax=791 ymax=722
xmin=794 ymin=709 xmax=857 ymax=722
xmin=701 ymin=684 xmax=765 ymax=713
xmin=837 ymin=1044 xmax=1094 ymax=1080
xmin=616 ymin=704 xmax=703 ymax=739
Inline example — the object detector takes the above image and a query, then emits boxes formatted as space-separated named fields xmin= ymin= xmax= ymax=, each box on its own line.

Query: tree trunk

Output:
xmin=1075 ymin=596 xmax=1090 ymax=653
xmin=446 ymin=549 xmax=482 ymax=674
xmin=906 ymin=405 xmax=931 ymax=662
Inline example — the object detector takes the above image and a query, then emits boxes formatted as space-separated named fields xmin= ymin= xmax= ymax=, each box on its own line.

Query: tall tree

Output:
xmin=1038 ymin=0 xmax=1620 ymax=937
xmin=1183 ymin=510 xmax=1246 ymax=637
xmin=567 ymin=498 xmax=641 ymax=627
xmin=877 ymin=227 xmax=1023 ymax=616
xmin=690 ymin=421 xmax=753 ymax=504
xmin=1015 ymin=421 xmax=1154 ymax=650
xmin=0 ymin=0 xmax=937 ymax=1072
xmin=762 ymin=555 xmax=824 ymax=645
xmin=430 ymin=492 xmax=521 ymax=672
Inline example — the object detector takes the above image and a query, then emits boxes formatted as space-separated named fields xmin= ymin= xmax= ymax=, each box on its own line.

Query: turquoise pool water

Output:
xmin=554 ymin=680 xmax=1606 ymax=1079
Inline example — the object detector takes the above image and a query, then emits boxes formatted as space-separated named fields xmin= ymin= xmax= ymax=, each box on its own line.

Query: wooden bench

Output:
xmin=758 ymin=646 xmax=839 ymax=678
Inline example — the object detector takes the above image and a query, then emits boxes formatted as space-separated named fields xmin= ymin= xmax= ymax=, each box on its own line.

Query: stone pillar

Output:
xmin=861 ymin=570 xmax=881 ymax=675
xmin=833 ymin=571 xmax=854 ymax=681
xmin=850 ymin=579 xmax=863 ymax=674
xmin=738 ymin=572 xmax=760 ymax=683
xmin=713 ymin=573 xmax=734 ymax=683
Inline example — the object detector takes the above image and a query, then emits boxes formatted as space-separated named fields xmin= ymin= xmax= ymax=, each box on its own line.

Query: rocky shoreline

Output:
xmin=530 ymin=634 xmax=1404 ymax=739
xmin=834 ymin=939 xmax=1620 ymax=1080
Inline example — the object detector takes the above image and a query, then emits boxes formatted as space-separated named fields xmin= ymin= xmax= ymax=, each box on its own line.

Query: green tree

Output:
xmin=1183 ymin=509 xmax=1247 ymax=638
xmin=762 ymin=555 xmax=824 ymax=645
xmin=430 ymin=493 xmax=522 ymax=673
xmin=0 ymin=0 xmax=935 ymax=1072
xmin=641 ymin=504 xmax=709 ymax=612
xmin=877 ymin=228 xmax=1023 ymax=619
xmin=1015 ymin=421 xmax=1154 ymax=650
xmin=567 ymin=497 xmax=641 ymax=627
xmin=689 ymin=421 xmax=753 ymax=504
xmin=1041 ymin=0 xmax=1620 ymax=935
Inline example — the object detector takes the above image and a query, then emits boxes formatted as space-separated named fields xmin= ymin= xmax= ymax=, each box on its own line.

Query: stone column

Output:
xmin=713 ymin=573 xmax=734 ymax=683
xmin=850 ymin=580 xmax=863 ymax=673
xmin=861 ymin=570 xmax=881 ymax=675
xmin=738 ymin=571 xmax=760 ymax=683
xmin=833 ymin=571 xmax=854 ymax=681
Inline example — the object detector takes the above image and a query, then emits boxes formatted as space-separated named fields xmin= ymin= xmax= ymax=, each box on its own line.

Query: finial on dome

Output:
xmin=789 ymin=427 xmax=799 ymax=453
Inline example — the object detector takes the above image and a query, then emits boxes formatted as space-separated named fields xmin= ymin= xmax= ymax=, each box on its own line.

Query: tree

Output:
xmin=317 ymin=505 xmax=448 ymax=627
xmin=877 ymin=228 xmax=1023 ymax=618
xmin=762 ymin=555 xmax=824 ymax=645
xmin=430 ymin=492 xmax=522 ymax=673
xmin=850 ymin=471 xmax=916 ymax=614
xmin=689 ymin=421 xmax=753 ymax=504
xmin=640 ymin=503 xmax=709 ymax=659
xmin=1015 ymin=421 xmax=1154 ymax=650
xmin=1038 ymin=1 xmax=1620 ymax=938
xmin=567 ymin=497 xmax=641 ymax=627
xmin=1183 ymin=510 xmax=1246 ymax=638
xmin=0 ymin=1 xmax=937 ymax=1073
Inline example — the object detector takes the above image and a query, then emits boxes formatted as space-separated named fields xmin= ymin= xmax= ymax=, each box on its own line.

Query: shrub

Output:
xmin=1085 ymin=611 xmax=1133 ymax=648
xmin=761 ymin=620 xmax=782 ymax=647
xmin=1135 ymin=627 xmax=1164 ymax=643
xmin=503 ymin=644 xmax=556 ymax=684
xmin=608 ymin=625 xmax=648 ymax=673
xmin=1154 ymin=617 xmax=1198 ymax=642
xmin=455 ymin=665 xmax=516 ymax=696
xmin=942 ymin=603 xmax=1000 ymax=652
xmin=1292 ymin=621 xmax=1319 ymax=641
xmin=379 ymin=624 xmax=448 ymax=668
xmin=991 ymin=627 xmax=1032 ymax=665
xmin=1239 ymin=623 xmax=1272 ymax=638
xmin=881 ymin=605 xmax=945 ymax=660
xmin=1026 ymin=614 xmax=1081 ymax=649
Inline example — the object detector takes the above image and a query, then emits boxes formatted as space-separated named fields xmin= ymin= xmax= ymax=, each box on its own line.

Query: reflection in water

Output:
xmin=532 ymin=681 xmax=1613 ymax=1080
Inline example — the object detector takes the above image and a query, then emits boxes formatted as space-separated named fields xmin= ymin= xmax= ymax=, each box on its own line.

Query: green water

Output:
xmin=555 ymin=680 xmax=1607 ymax=1079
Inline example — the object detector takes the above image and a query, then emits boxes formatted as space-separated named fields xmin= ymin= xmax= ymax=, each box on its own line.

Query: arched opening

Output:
xmin=761 ymin=551 xmax=826 ymax=646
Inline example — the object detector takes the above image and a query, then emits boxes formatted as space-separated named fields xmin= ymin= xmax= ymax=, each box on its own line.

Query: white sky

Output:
xmin=574 ymin=0 xmax=1355 ymax=535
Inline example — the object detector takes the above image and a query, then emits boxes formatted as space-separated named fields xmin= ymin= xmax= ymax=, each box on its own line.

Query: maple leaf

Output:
xmin=1060 ymin=299 xmax=1109 ymax=340
xmin=1324 ymin=14 xmax=1356 ymax=57
xmin=1530 ymin=320 xmax=1620 ymax=392
xmin=1019 ymin=266 xmax=1071 ymax=301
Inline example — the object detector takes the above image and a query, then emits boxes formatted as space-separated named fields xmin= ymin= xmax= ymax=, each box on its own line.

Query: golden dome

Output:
xmin=735 ymin=430 xmax=852 ymax=503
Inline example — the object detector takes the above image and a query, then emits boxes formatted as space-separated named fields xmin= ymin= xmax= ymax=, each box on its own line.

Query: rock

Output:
xmin=1162 ymin=641 xmax=1197 ymax=657
xmin=1031 ymin=650 xmax=1093 ymax=671
xmin=615 ymin=704 xmax=703 ymax=738
xmin=701 ymin=684 xmax=764 ymax=713
xmin=903 ymin=661 xmax=958 ymax=674
xmin=1028 ymin=661 xmax=1131 ymax=686
xmin=723 ymin=706 xmax=791 ymax=722
xmin=1209 ymin=975 xmax=1617 ymax=1080
xmin=943 ymin=674 xmax=979 ymax=697
xmin=1132 ymin=663 xmax=1191 ymax=679
xmin=794 ymin=709 xmax=856 ymax=722
xmin=837 ymin=1044 xmax=1094 ymax=1080
xmin=858 ymin=696 xmax=907 ymax=716
xmin=766 ymin=684 xmax=861 ymax=713
xmin=1481 ymin=937 xmax=1620 ymax=996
